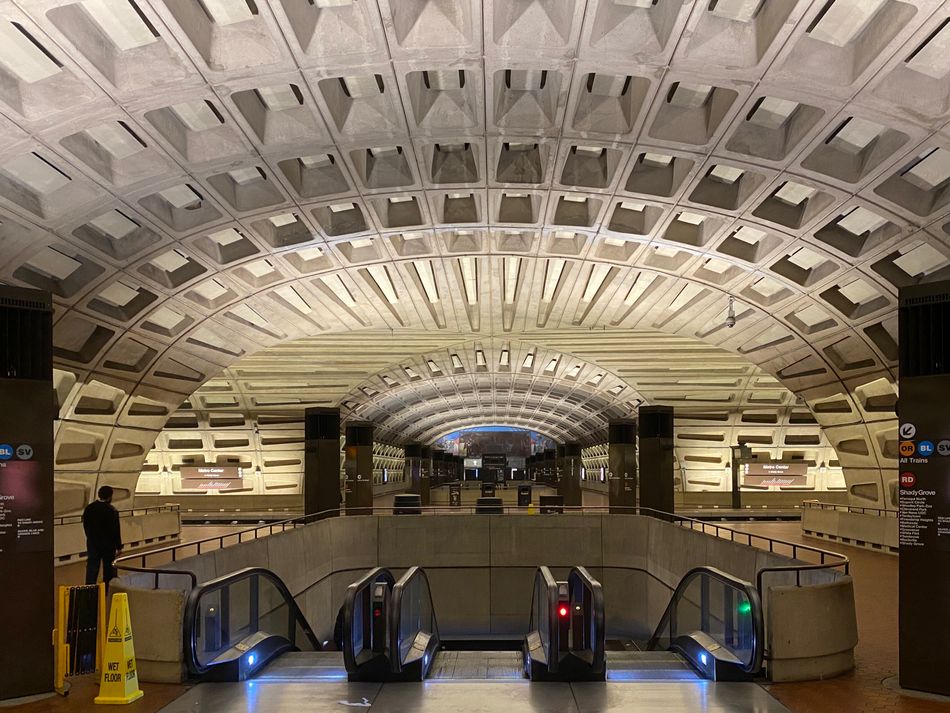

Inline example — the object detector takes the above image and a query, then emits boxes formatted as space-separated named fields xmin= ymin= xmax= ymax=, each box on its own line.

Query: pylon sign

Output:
xmin=95 ymin=594 xmax=143 ymax=705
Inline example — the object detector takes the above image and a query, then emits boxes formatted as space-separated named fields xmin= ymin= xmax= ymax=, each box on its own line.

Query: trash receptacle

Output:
xmin=480 ymin=481 xmax=496 ymax=498
xmin=393 ymin=493 xmax=422 ymax=515
xmin=475 ymin=497 xmax=504 ymax=514
xmin=517 ymin=484 xmax=532 ymax=508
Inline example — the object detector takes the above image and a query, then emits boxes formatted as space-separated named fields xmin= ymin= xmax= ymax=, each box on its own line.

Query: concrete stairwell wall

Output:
xmin=118 ymin=513 xmax=854 ymax=682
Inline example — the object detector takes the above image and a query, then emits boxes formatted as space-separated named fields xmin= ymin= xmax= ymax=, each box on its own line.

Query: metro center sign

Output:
xmin=180 ymin=466 xmax=244 ymax=491
xmin=741 ymin=462 xmax=808 ymax=487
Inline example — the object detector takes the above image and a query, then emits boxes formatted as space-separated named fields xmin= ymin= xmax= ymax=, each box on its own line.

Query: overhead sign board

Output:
xmin=741 ymin=462 xmax=808 ymax=487
xmin=181 ymin=466 xmax=243 ymax=491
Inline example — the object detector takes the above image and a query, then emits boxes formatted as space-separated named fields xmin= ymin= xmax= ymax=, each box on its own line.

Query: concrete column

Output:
xmin=561 ymin=443 xmax=582 ymax=506
xmin=305 ymin=407 xmax=342 ymax=517
xmin=638 ymin=406 xmax=674 ymax=516
xmin=344 ymin=421 xmax=374 ymax=515
xmin=608 ymin=420 xmax=637 ymax=513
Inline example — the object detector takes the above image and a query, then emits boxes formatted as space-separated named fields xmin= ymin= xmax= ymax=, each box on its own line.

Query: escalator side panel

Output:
xmin=183 ymin=566 xmax=322 ymax=682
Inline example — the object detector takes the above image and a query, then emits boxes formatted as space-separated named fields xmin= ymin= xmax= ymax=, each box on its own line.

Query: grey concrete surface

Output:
xmin=156 ymin=679 xmax=793 ymax=713
xmin=117 ymin=513 xmax=854 ymax=681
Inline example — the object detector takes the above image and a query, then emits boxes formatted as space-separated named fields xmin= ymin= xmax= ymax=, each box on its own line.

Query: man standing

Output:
xmin=82 ymin=485 xmax=122 ymax=586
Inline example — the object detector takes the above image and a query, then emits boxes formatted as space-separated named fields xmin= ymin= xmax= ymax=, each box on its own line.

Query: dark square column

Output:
xmin=419 ymin=446 xmax=431 ymax=505
xmin=561 ymin=443 xmax=582 ymax=506
xmin=543 ymin=448 xmax=556 ymax=484
xmin=898 ymin=281 xmax=950 ymax=696
xmin=304 ymin=407 xmax=341 ymax=517
xmin=638 ymin=406 xmax=675 ymax=516
xmin=431 ymin=449 xmax=445 ymax=486
xmin=608 ymin=420 xmax=637 ymax=513
xmin=0 ymin=287 xmax=54 ymax=700
xmin=406 ymin=443 xmax=422 ymax=494
xmin=344 ymin=422 xmax=374 ymax=515
xmin=405 ymin=443 xmax=431 ymax=505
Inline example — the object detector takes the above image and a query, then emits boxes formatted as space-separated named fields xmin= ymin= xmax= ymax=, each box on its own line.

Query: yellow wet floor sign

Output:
xmin=95 ymin=593 xmax=144 ymax=705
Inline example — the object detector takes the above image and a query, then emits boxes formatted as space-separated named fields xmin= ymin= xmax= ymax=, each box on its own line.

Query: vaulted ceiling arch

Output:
xmin=16 ymin=0 xmax=937 ymax=513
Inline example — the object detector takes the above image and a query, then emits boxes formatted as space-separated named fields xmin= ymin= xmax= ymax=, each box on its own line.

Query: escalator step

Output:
xmin=429 ymin=651 xmax=524 ymax=680
xmin=605 ymin=651 xmax=701 ymax=681
xmin=255 ymin=652 xmax=347 ymax=681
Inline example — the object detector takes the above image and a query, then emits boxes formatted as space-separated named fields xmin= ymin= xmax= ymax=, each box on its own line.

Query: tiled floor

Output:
xmin=151 ymin=680 xmax=794 ymax=713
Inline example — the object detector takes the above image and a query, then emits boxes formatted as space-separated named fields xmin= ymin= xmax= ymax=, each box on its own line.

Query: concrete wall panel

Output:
xmin=489 ymin=514 xmax=604 ymax=568
xmin=379 ymin=514 xmax=489 ymax=568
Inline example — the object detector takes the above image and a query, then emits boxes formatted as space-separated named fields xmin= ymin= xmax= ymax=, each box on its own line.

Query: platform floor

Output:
xmin=155 ymin=680 xmax=792 ymax=713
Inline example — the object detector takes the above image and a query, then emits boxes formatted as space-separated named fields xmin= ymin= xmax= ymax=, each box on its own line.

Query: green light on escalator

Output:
xmin=737 ymin=601 xmax=752 ymax=615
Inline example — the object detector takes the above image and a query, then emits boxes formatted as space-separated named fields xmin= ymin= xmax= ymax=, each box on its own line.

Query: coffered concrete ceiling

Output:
xmin=2 ymin=0 xmax=944 ymax=513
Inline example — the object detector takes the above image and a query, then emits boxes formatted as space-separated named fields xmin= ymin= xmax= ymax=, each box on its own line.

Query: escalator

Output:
xmin=183 ymin=567 xmax=323 ymax=682
xmin=183 ymin=563 xmax=763 ymax=684
xmin=523 ymin=566 xmax=606 ymax=681
xmin=643 ymin=566 xmax=764 ymax=681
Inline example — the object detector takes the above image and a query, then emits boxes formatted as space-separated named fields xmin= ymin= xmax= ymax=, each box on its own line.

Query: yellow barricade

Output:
xmin=54 ymin=583 xmax=106 ymax=695
xmin=95 ymin=593 xmax=144 ymax=705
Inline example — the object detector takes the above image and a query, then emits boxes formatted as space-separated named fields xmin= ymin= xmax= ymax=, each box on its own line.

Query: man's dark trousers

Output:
xmin=85 ymin=547 xmax=117 ymax=585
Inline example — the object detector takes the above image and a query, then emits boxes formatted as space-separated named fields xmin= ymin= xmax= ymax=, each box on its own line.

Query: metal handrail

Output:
xmin=343 ymin=567 xmax=395 ymax=674
xmin=182 ymin=566 xmax=321 ymax=676
xmin=527 ymin=566 xmax=560 ymax=673
xmin=114 ymin=508 xmax=340 ymax=579
xmin=568 ymin=566 xmax=606 ymax=673
xmin=801 ymin=499 xmax=897 ymax=517
xmin=53 ymin=504 xmax=181 ymax=526
xmin=646 ymin=565 xmax=765 ymax=675
xmin=654 ymin=507 xmax=850 ymax=589
xmin=388 ymin=566 xmax=440 ymax=674
xmin=114 ymin=504 xmax=848 ymax=598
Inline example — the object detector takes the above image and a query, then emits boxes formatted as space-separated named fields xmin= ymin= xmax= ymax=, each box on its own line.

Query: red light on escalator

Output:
xmin=374 ymin=608 xmax=382 ymax=618
xmin=558 ymin=606 xmax=568 ymax=618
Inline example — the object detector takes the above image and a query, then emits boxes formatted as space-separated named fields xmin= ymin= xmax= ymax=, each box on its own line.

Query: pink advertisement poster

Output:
xmin=0 ymin=459 xmax=48 ymax=554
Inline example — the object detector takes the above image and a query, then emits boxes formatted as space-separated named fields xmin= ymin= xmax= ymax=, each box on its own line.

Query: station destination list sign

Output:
xmin=180 ymin=466 xmax=244 ymax=491
xmin=896 ymin=394 xmax=950 ymax=553
xmin=897 ymin=281 xmax=950 ymax=697
xmin=741 ymin=462 xmax=808 ymax=487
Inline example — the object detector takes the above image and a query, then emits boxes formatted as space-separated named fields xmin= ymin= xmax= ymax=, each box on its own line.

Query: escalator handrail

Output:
xmin=646 ymin=565 xmax=764 ymax=674
xmin=567 ymin=566 xmax=606 ymax=671
xmin=388 ymin=566 xmax=440 ymax=673
xmin=527 ymin=566 xmax=560 ymax=673
xmin=342 ymin=567 xmax=396 ymax=673
xmin=182 ymin=566 xmax=321 ymax=676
